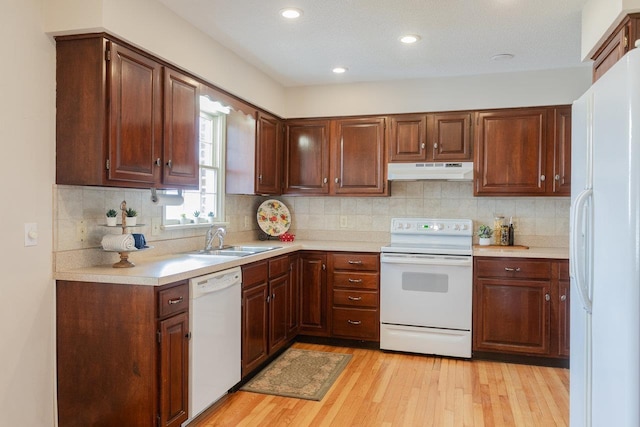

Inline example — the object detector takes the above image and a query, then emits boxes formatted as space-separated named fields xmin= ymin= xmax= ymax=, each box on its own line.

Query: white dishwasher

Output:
xmin=187 ymin=267 xmax=242 ymax=422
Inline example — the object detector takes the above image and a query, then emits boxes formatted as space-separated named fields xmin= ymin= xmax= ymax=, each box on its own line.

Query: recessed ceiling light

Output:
xmin=400 ymin=34 xmax=421 ymax=44
xmin=332 ymin=67 xmax=348 ymax=74
xmin=491 ymin=53 xmax=514 ymax=61
xmin=280 ymin=8 xmax=303 ymax=19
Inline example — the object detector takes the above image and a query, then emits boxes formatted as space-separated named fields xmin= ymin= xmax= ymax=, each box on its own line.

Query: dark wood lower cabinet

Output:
xmin=299 ymin=252 xmax=329 ymax=336
xmin=473 ymin=257 xmax=569 ymax=360
xmin=56 ymin=280 xmax=189 ymax=427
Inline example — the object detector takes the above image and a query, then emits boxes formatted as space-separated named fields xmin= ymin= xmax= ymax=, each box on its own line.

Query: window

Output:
xmin=163 ymin=97 xmax=228 ymax=226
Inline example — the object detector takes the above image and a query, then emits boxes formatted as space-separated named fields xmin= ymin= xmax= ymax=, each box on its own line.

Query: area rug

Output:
xmin=240 ymin=348 xmax=352 ymax=401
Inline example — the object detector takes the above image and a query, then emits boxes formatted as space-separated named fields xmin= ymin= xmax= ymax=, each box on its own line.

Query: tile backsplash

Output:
xmin=54 ymin=181 xmax=569 ymax=269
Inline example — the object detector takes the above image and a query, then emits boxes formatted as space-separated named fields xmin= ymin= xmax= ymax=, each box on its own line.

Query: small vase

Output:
xmin=208 ymin=216 xmax=215 ymax=224
xmin=106 ymin=216 xmax=117 ymax=227
xmin=479 ymin=237 xmax=491 ymax=246
xmin=126 ymin=216 xmax=137 ymax=226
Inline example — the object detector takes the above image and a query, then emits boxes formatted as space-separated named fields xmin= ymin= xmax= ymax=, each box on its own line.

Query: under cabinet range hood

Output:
xmin=387 ymin=162 xmax=474 ymax=181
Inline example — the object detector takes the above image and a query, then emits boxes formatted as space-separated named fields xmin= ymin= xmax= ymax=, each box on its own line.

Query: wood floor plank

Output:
xmin=191 ymin=343 xmax=569 ymax=426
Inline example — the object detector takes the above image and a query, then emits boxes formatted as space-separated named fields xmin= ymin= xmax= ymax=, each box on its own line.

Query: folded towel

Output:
xmin=132 ymin=233 xmax=146 ymax=249
xmin=101 ymin=234 xmax=137 ymax=251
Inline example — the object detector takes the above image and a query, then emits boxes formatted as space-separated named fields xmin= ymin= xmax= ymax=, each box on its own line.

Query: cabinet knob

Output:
xmin=322 ymin=264 xmax=326 ymax=271
xmin=421 ymin=142 xmax=426 ymax=149
xmin=335 ymin=177 xmax=340 ymax=184
xmin=555 ymin=174 xmax=561 ymax=181
xmin=166 ymin=159 xmax=173 ymax=169
xmin=545 ymin=293 xmax=551 ymax=301
xmin=540 ymin=174 xmax=546 ymax=182
xmin=155 ymin=158 xmax=161 ymax=166
xmin=323 ymin=177 xmax=328 ymax=184
xmin=272 ymin=293 xmax=276 ymax=300
xmin=258 ymin=174 xmax=263 ymax=182
xmin=266 ymin=295 xmax=270 ymax=303
xmin=433 ymin=142 xmax=438 ymax=149
xmin=560 ymin=294 xmax=567 ymax=301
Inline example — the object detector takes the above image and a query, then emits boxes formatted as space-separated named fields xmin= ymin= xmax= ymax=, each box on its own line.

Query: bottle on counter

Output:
xmin=508 ymin=217 xmax=515 ymax=246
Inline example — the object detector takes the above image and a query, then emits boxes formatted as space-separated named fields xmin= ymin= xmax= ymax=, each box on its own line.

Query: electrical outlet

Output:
xmin=76 ymin=220 xmax=87 ymax=242
xmin=151 ymin=218 xmax=162 ymax=236
xmin=340 ymin=216 xmax=348 ymax=228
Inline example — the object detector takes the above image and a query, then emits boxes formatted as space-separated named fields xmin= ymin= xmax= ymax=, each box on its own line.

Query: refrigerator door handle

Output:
xmin=571 ymin=188 xmax=593 ymax=314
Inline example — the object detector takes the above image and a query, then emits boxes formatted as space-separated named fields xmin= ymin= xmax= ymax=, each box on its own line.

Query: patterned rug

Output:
xmin=240 ymin=348 xmax=352 ymax=401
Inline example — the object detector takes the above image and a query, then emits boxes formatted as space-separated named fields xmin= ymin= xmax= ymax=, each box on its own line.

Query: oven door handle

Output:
xmin=380 ymin=253 xmax=472 ymax=267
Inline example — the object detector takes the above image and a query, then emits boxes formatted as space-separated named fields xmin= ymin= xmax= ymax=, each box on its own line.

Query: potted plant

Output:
xmin=477 ymin=224 xmax=493 ymax=246
xmin=193 ymin=210 xmax=202 ymax=223
xmin=207 ymin=211 xmax=215 ymax=224
xmin=106 ymin=209 xmax=118 ymax=227
xmin=125 ymin=207 xmax=138 ymax=226
xmin=180 ymin=213 xmax=189 ymax=225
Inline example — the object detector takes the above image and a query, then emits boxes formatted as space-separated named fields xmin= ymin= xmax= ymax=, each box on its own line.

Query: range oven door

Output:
xmin=379 ymin=252 xmax=472 ymax=358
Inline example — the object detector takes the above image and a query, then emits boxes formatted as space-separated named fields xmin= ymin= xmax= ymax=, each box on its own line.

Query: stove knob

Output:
xmin=436 ymin=223 xmax=444 ymax=230
xmin=453 ymin=224 xmax=460 ymax=230
xmin=460 ymin=224 xmax=468 ymax=230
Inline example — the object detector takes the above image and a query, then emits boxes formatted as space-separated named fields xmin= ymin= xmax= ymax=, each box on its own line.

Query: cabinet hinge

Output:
xmin=105 ymin=49 xmax=111 ymax=61
xmin=106 ymin=159 xmax=110 ymax=170
xmin=624 ymin=35 xmax=629 ymax=49
xmin=156 ymin=330 xmax=161 ymax=343
xmin=156 ymin=414 xmax=160 ymax=427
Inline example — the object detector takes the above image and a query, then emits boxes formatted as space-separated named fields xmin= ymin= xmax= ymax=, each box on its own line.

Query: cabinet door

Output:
xmin=475 ymin=108 xmax=547 ymax=196
xmin=557 ymin=261 xmax=570 ymax=357
xmin=284 ymin=120 xmax=330 ymax=195
xmin=474 ymin=278 xmax=551 ymax=355
xmin=256 ymin=112 xmax=283 ymax=194
xmin=241 ymin=283 xmax=269 ymax=376
xmin=159 ymin=312 xmax=189 ymax=427
xmin=388 ymin=114 xmax=427 ymax=162
xmin=550 ymin=106 xmax=571 ymax=196
xmin=163 ymin=68 xmax=200 ymax=188
xmin=331 ymin=117 xmax=387 ymax=195
xmin=593 ymin=22 xmax=629 ymax=82
xmin=108 ymin=42 xmax=163 ymax=185
xmin=269 ymin=274 xmax=289 ymax=354
xmin=299 ymin=252 xmax=329 ymax=336
xmin=429 ymin=112 xmax=472 ymax=161
xmin=287 ymin=254 xmax=301 ymax=338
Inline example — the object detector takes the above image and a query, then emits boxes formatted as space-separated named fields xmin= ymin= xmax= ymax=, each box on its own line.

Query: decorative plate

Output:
xmin=257 ymin=199 xmax=291 ymax=236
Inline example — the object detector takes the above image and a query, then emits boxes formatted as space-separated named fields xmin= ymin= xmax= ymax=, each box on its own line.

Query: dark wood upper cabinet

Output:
xmin=475 ymin=108 xmax=548 ymax=196
xmin=163 ymin=68 xmax=200 ymax=188
xmin=284 ymin=120 xmax=331 ymax=195
xmin=550 ymin=106 xmax=571 ymax=196
xmin=255 ymin=112 xmax=284 ymax=194
xmin=56 ymin=34 xmax=199 ymax=189
xmin=388 ymin=114 xmax=427 ymax=162
xmin=331 ymin=117 xmax=387 ymax=195
xmin=592 ymin=14 xmax=640 ymax=82
xmin=428 ymin=112 xmax=473 ymax=161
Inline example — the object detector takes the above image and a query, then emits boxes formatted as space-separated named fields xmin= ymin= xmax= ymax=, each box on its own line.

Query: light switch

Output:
xmin=24 ymin=223 xmax=38 ymax=246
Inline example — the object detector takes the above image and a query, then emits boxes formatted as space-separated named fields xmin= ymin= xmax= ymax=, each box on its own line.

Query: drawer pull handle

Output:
xmin=504 ymin=267 xmax=521 ymax=272
xmin=348 ymin=278 xmax=363 ymax=283
xmin=347 ymin=296 xmax=362 ymax=301
xmin=168 ymin=296 xmax=184 ymax=305
xmin=347 ymin=260 xmax=363 ymax=265
xmin=347 ymin=320 xmax=362 ymax=325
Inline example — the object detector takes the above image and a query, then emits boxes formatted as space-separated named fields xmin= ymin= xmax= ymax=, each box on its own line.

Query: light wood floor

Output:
xmin=193 ymin=342 xmax=569 ymax=427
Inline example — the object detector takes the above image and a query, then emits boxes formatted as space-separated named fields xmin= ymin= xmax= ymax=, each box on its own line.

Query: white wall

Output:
xmin=0 ymin=0 xmax=56 ymax=425
xmin=44 ymin=0 xmax=287 ymax=116
xmin=285 ymin=66 xmax=592 ymax=118
xmin=581 ymin=0 xmax=640 ymax=60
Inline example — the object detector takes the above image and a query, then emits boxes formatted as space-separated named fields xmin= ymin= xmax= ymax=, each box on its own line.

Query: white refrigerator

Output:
xmin=570 ymin=49 xmax=640 ymax=427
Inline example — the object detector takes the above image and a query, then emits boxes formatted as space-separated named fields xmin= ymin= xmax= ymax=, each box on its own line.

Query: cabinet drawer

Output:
xmin=332 ymin=253 xmax=379 ymax=271
xmin=157 ymin=282 xmax=189 ymax=318
xmin=333 ymin=289 xmax=378 ymax=308
xmin=332 ymin=307 xmax=379 ymax=340
xmin=269 ymin=255 xmax=289 ymax=278
xmin=474 ymin=258 xmax=551 ymax=280
xmin=242 ymin=261 xmax=268 ymax=288
xmin=332 ymin=272 xmax=378 ymax=290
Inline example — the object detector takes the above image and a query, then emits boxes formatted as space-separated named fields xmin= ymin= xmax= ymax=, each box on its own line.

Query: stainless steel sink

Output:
xmin=188 ymin=246 xmax=280 ymax=257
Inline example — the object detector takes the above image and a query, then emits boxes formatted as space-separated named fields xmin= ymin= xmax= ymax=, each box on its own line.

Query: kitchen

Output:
xmin=2 ymin=0 xmax=635 ymax=426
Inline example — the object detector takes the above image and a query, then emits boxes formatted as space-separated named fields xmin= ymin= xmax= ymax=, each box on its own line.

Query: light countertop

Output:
xmin=54 ymin=240 xmax=568 ymax=286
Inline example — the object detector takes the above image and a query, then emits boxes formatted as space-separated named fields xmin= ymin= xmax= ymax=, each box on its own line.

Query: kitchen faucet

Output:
xmin=205 ymin=226 xmax=226 ymax=251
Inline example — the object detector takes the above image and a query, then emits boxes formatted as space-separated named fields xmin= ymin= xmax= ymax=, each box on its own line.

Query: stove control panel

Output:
xmin=390 ymin=218 xmax=473 ymax=235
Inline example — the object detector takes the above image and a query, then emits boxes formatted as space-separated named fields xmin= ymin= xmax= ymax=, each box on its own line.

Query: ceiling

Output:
xmin=157 ymin=0 xmax=590 ymax=87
